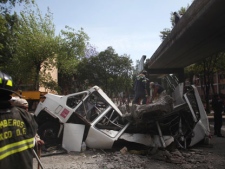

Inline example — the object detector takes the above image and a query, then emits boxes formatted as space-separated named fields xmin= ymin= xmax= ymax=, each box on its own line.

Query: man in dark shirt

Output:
xmin=211 ymin=94 xmax=224 ymax=137
xmin=133 ymin=70 xmax=148 ymax=105
xmin=0 ymin=71 xmax=38 ymax=169
xmin=173 ymin=12 xmax=180 ymax=25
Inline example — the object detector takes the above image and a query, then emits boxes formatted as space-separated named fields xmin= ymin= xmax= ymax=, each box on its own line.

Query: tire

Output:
xmin=37 ymin=121 xmax=62 ymax=149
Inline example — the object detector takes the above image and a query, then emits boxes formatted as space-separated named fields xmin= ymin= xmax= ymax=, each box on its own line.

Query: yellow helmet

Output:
xmin=0 ymin=71 xmax=13 ymax=95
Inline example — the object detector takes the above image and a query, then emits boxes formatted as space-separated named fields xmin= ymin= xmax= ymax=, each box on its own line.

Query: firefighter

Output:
xmin=133 ymin=70 xmax=148 ymax=105
xmin=0 ymin=71 xmax=38 ymax=168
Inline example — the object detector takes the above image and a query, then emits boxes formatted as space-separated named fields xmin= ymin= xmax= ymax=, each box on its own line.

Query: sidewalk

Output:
xmin=207 ymin=112 xmax=225 ymax=122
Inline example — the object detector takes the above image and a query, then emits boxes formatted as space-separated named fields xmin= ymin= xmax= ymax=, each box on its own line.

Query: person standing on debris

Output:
xmin=133 ymin=70 xmax=148 ymax=105
xmin=0 ymin=71 xmax=38 ymax=169
xmin=211 ymin=94 xmax=224 ymax=137
xmin=149 ymin=82 xmax=166 ymax=103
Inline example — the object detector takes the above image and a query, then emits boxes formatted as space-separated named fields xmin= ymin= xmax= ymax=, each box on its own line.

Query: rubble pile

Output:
xmin=119 ymin=94 xmax=174 ymax=124
xmin=150 ymin=148 xmax=214 ymax=169
xmin=97 ymin=147 xmax=214 ymax=169
xmin=34 ymin=142 xmax=225 ymax=169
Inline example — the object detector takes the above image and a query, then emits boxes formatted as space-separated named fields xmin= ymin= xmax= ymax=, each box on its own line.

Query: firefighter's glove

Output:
xmin=35 ymin=134 xmax=45 ymax=145
xmin=37 ymin=139 xmax=45 ymax=145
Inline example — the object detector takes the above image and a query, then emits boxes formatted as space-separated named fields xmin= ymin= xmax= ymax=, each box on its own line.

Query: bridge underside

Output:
xmin=146 ymin=0 xmax=225 ymax=81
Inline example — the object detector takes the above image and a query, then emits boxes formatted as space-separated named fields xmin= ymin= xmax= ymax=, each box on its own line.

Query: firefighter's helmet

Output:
xmin=0 ymin=71 xmax=14 ymax=95
xmin=142 ymin=70 xmax=147 ymax=75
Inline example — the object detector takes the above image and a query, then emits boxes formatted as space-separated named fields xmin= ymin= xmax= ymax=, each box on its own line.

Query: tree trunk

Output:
xmin=34 ymin=64 xmax=41 ymax=91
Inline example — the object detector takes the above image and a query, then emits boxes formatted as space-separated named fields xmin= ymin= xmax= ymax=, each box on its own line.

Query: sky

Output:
xmin=16 ymin=0 xmax=193 ymax=63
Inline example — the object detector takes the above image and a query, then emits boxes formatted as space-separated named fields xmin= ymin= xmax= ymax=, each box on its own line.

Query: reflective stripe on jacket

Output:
xmin=0 ymin=137 xmax=34 ymax=160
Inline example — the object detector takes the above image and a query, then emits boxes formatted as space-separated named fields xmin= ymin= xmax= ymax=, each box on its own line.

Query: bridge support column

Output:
xmin=177 ymin=68 xmax=184 ymax=83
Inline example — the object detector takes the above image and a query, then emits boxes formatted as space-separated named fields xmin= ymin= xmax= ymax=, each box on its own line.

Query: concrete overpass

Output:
xmin=146 ymin=0 xmax=225 ymax=81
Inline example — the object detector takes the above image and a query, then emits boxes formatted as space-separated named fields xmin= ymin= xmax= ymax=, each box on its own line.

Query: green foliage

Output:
xmin=0 ymin=13 xmax=19 ymax=69
xmin=159 ymin=28 xmax=171 ymax=41
xmin=0 ymin=1 xmax=34 ymax=69
xmin=185 ymin=53 xmax=225 ymax=113
xmin=9 ymin=5 xmax=58 ymax=90
xmin=0 ymin=15 xmax=6 ymax=50
xmin=0 ymin=15 xmax=7 ymax=66
xmin=188 ymin=53 xmax=225 ymax=75
xmin=0 ymin=2 xmax=89 ymax=92
xmin=0 ymin=0 xmax=33 ymax=14
xmin=75 ymin=46 xmax=133 ymax=96
xmin=0 ymin=1 xmax=132 ymax=94
xmin=84 ymin=42 xmax=98 ymax=58
xmin=56 ymin=26 xmax=89 ymax=75
xmin=55 ymin=26 xmax=89 ymax=94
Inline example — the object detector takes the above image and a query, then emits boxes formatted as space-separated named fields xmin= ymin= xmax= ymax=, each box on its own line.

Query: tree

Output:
xmin=8 ymin=5 xmax=58 ymax=91
xmin=0 ymin=0 xmax=33 ymax=14
xmin=1 ymin=2 xmax=89 ymax=93
xmin=57 ymin=26 xmax=89 ymax=94
xmin=0 ymin=14 xmax=10 ymax=68
xmin=57 ymin=26 xmax=89 ymax=75
xmin=185 ymin=53 xmax=225 ymax=113
xmin=76 ymin=47 xmax=133 ymax=97
xmin=159 ymin=28 xmax=171 ymax=41
xmin=84 ymin=42 xmax=98 ymax=58
xmin=0 ymin=0 xmax=32 ymax=69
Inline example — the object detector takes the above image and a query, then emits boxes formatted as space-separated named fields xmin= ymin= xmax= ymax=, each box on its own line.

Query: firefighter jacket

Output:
xmin=0 ymin=106 xmax=38 ymax=169
xmin=134 ymin=74 xmax=147 ymax=96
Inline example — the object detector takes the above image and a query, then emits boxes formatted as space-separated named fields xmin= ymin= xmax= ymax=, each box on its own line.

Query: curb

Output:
xmin=207 ymin=115 xmax=225 ymax=122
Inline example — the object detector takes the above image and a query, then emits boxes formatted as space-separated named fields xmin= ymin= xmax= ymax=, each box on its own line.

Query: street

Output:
xmin=33 ymin=122 xmax=225 ymax=169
